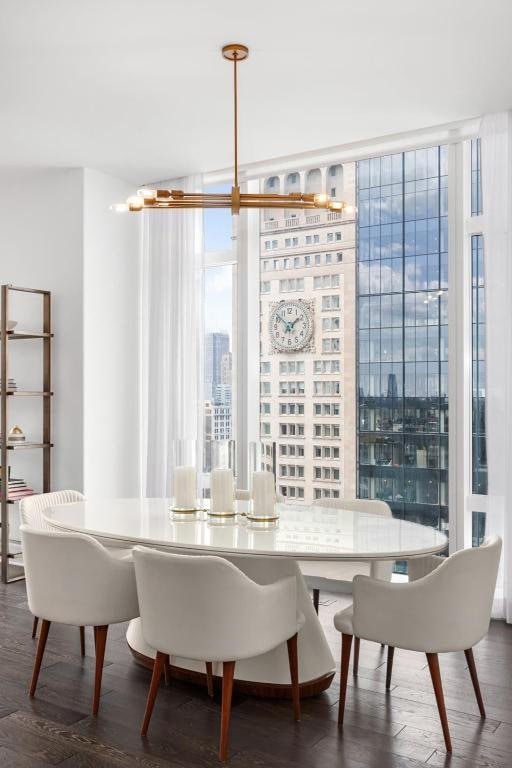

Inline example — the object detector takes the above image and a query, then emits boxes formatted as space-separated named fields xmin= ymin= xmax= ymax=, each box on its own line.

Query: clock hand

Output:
xmin=277 ymin=314 xmax=292 ymax=332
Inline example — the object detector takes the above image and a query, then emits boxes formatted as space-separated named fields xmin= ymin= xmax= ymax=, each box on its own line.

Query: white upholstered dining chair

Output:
xmin=334 ymin=536 xmax=502 ymax=753
xmin=133 ymin=546 xmax=304 ymax=762
xmin=20 ymin=490 xmax=86 ymax=647
xmin=299 ymin=497 xmax=393 ymax=674
xmin=21 ymin=525 xmax=139 ymax=715
xmin=20 ymin=490 xmax=132 ymax=649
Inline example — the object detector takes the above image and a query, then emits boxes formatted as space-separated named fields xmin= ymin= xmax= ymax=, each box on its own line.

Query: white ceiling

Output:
xmin=1 ymin=0 xmax=511 ymax=184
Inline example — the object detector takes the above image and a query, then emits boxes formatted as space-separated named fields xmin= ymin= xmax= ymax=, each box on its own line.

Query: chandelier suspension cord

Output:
xmin=233 ymin=50 xmax=238 ymax=188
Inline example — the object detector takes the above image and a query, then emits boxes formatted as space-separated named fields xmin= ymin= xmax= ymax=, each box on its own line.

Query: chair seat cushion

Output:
xmin=333 ymin=605 xmax=353 ymax=635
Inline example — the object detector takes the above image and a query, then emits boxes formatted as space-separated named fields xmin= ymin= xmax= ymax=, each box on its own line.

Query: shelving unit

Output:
xmin=0 ymin=285 xmax=53 ymax=583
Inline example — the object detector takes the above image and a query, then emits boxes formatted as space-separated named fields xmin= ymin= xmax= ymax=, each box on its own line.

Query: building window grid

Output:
xmin=357 ymin=147 xmax=449 ymax=532
xmin=471 ymin=233 xmax=487 ymax=495
xmin=471 ymin=138 xmax=483 ymax=217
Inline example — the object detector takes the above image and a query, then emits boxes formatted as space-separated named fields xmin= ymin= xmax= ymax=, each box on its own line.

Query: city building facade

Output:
xmin=259 ymin=164 xmax=357 ymax=505
xmin=356 ymin=147 xmax=449 ymax=532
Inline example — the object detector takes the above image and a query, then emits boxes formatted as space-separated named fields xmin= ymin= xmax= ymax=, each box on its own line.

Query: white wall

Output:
xmin=0 ymin=166 xmax=141 ymax=533
xmin=83 ymin=168 xmax=140 ymax=497
xmin=0 ymin=168 xmax=84 ymax=497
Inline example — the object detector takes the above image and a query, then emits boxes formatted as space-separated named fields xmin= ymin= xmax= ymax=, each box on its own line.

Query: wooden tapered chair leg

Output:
xmin=79 ymin=626 xmax=85 ymax=657
xmin=92 ymin=625 xmax=108 ymax=716
xmin=29 ymin=619 xmax=51 ymax=697
xmin=338 ymin=633 xmax=353 ymax=726
xmin=286 ymin=633 xmax=301 ymax=721
xmin=465 ymin=648 xmax=486 ymax=718
xmin=141 ymin=651 xmax=166 ymax=736
xmin=386 ymin=646 xmax=395 ymax=689
xmin=219 ymin=661 xmax=235 ymax=762
xmin=353 ymin=637 xmax=360 ymax=676
xmin=312 ymin=589 xmax=320 ymax=614
xmin=426 ymin=652 xmax=452 ymax=753
xmin=164 ymin=655 xmax=171 ymax=687
xmin=205 ymin=662 xmax=214 ymax=698
xmin=31 ymin=616 xmax=39 ymax=639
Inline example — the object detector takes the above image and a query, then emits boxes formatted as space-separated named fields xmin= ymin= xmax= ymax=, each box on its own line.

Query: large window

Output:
xmin=471 ymin=234 xmax=486 ymax=496
xmin=204 ymin=124 xmax=487 ymax=557
xmin=357 ymin=148 xmax=449 ymax=532
xmin=468 ymin=138 xmax=487 ymax=546
xmin=202 ymin=185 xmax=235 ymax=475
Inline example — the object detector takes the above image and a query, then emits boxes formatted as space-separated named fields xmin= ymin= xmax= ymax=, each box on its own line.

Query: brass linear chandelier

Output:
xmin=115 ymin=43 xmax=353 ymax=216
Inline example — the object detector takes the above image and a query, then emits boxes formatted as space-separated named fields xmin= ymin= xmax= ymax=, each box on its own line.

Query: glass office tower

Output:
xmin=357 ymin=148 xmax=449 ymax=533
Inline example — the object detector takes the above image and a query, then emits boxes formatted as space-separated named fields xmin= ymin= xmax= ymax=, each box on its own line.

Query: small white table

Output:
xmin=46 ymin=498 xmax=447 ymax=697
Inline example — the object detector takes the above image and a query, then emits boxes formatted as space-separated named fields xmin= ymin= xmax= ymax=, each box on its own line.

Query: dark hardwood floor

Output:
xmin=1 ymin=581 xmax=512 ymax=767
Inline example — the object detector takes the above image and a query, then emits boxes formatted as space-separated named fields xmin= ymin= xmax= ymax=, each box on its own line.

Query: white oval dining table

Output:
xmin=45 ymin=498 xmax=447 ymax=698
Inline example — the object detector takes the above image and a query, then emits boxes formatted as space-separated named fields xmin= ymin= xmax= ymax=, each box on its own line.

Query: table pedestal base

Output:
xmin=127 ymin=642 xmax=334 ymax=698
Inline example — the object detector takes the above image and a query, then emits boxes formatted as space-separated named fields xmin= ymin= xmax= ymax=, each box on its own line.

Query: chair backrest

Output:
xmin=416 ymin=535 xmax=502 ymax=650
xmin=235 ymin=488 xmax=285 ymax=503
xmin=133 ymin=546 xmax=298 ymax=662
xmin=314 ymin=497 xmax=391 ymax=518
xmin=19 ymin=490 xmax=84 ymax=530
xmin=354 ymin=536 xmax=502 ymax=652
xmin=20 ymin=525 xmax=138 ymax=627
xmin=315 ymin=497 xmax=392 ymax=580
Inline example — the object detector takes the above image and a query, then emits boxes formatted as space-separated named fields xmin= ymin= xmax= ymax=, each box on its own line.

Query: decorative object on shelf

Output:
xmin=248 ymin=471 xmax=279 ymax=526
xmin=113 ymin=44 xmax=355 ymax=217
xmin=1 ymin=284 xmax=53 ymax=584
xmin=170 ymin=465 xmax=201 ymax=517
xmin=208 ymin=468 xmax=236 ymax=518
xmin=269 ymin=299 xmax=315 ymax=353
xmin=0 ymin=466 xmax=34 ymax=502
xmin=8 ymin=425 xmax=25 ymax=443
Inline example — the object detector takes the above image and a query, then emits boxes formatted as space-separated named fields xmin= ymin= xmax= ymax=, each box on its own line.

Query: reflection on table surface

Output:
xmin=46 ymin=498 xmax=448 ymax=561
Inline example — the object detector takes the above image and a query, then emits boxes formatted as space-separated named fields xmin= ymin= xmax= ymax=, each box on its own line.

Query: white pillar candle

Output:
xmin=211 ymin=468 xmax=235 ymax=514
xmin=251 ymin=471 xmax=276 ymax=518
xmin=173 ymin=465 xmax=197 ymax=509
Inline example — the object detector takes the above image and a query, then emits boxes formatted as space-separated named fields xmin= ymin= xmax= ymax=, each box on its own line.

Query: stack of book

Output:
xmin=0 ymin=467 xmax=34 ymax=501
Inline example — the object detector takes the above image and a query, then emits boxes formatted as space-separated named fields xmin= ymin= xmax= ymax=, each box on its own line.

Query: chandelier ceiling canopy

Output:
xmin=114 ymin=44 xmax=353 ymax=216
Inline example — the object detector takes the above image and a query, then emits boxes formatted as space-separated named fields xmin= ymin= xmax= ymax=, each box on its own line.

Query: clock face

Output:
xmin=269 ymin=300 xmax=314 ymax=352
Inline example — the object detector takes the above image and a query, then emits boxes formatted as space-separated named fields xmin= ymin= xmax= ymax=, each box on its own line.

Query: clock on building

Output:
xmin=269 ymin=299 xmax=314 ymax=352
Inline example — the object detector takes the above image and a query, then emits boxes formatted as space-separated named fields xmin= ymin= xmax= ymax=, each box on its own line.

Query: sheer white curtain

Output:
xmin=140 ymin=175 xmax=204 ymax=496
xmin=481 ymin=111 xmax=512 ymax=622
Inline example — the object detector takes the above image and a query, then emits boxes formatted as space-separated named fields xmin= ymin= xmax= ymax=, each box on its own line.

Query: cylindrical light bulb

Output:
xmin=127 ymin=196 xmax=144 ymax=211
xmin=110 ymin=203 xmax=129 ymax=213
xmin=314 ymin=193 xmax=329 ymax=206
xmin=328 ymin=200 xmax=343 ymax=211
xmin=137 ymin=188 xmax=157 ymax=202
xmin=344 ymin=204 xmax=357 ymax=215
